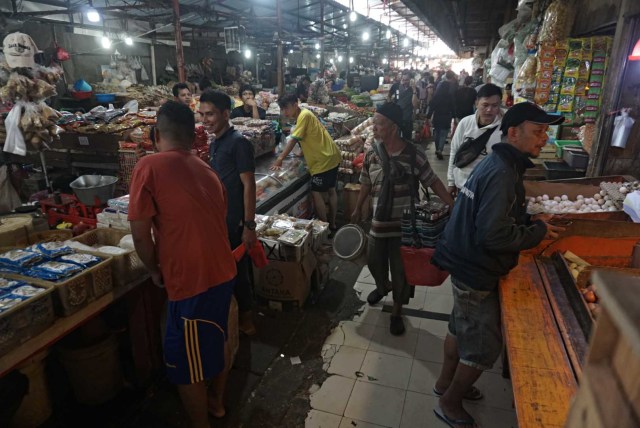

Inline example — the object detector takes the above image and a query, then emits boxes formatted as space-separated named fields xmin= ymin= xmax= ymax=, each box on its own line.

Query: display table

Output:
xmin=501 ymin=218 xmax=640 ymax=427
xmin=0 ymin=275 xmax=149 ymax=377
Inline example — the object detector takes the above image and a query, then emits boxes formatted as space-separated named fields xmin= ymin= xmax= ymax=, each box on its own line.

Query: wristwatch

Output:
xmin=243 ymin=220 xmax=257 ymax=231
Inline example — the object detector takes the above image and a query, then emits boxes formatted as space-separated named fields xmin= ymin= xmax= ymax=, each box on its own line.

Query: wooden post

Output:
xmin=172 ymin=0 xmax=186 ymax=82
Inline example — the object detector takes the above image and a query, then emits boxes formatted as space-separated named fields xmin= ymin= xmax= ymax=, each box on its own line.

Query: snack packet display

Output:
xmin=27 ymin=261 xmax=82 ymax=281
xmin=27 ymin=241 xmax=74 ymax=258
xmin=58 ymin=253 xmax=101 ymax=268
xmin=0 ymin=249 xmax=42 ymax=268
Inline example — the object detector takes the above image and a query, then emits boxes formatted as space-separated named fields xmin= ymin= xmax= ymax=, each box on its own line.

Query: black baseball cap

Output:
xmin=376 ymin=102 xmax=403 ymax=128
xmin=500 ymin=102 xmax=564 ymax=135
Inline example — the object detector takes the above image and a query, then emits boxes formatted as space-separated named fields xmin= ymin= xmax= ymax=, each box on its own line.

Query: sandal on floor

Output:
xmin=389 ymin=315 xmax=405 ymax=336
xmin=433 ymin=385 xmax=484 ymax=401
xmin=433 ymin=405 xmax=477 ymax=428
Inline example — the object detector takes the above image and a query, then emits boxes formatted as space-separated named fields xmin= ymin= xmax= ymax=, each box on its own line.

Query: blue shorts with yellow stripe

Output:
xmin=163 ymin=279 xmax=235 ymax=385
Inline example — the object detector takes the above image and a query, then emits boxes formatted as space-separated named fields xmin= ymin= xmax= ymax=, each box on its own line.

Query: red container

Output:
xmin=400 ymin=246 xmax=449 ymax=286
xmin=71 ymin=91 xmax=93 ymax=100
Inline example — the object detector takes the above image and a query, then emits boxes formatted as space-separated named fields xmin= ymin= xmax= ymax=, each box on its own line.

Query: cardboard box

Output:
xmin=58 ymin=133 xmax=121 ymax=152
xmin=254 ymin=252 xmax=316 ymax=311
xmin=259 ymin=231 xmax=311 ymax=262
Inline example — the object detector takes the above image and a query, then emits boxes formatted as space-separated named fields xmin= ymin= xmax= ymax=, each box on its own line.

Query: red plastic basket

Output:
xmin=400 ymin=246 xmax=449 ymax=287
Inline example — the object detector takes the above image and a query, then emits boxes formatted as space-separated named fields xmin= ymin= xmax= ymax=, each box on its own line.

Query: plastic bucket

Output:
xmin=333 ymin=224 xmax=368 ymax=265
xmin=11 ymin=350 xmax=52 ymax=427
xmin=58 ymin=334 xmax=123 ymax=405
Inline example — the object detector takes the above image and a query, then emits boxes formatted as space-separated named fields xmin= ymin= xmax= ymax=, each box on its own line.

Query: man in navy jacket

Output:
xmin=431 ymin=102 xmax=565 ymax=427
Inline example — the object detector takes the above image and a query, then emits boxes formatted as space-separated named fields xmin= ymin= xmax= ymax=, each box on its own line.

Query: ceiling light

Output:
xmin=244 ymin=49 xmax=252 ymax=59
xmin=315 ymin=43 xmax=320 ymax=50
xmin=382 ymin=58 xmax=388 ymax=64
xmin=343 ymin=24 xmax=347 ymax=29
xmin=100 ymin=36 xmax=111 ymax=49
xmin=630 ymin=38 xmax=640 ymax=61
xmin=349 ymin=11 xmax=357 ymax=22
xmin=386 ymin=30 xmax=391 ymax=39
xmin=330 ymin=58 xmax=334 ymax=64
xmin=338 ymin=55 xmax=343 ymax=62
xmin=349 ymin=57 xmax=354 ymax=63
xmin=403 ymin=38 xmax=409 ymax=47
xmin=86 ymin=8 xmax=100 ymax=23
xmin=362 ymin=31 xmax=369 ymax=41
xmin=124 ymin=36 xmax=133 ymax=46
xmin=289 ymin=49 xmax=294 ymax=53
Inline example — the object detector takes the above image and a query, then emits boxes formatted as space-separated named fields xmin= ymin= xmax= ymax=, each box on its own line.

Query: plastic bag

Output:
xmin=539 ymin=0 xmax=574 ymax=44
xmin=0 ymin=165 xmax=21 ymax=212
xmin=165 ymin=61 xmax=174 ymax=73
xmin=611 ymin=109 xmax=635 ymax=148
xmin=514 ymin=54 xmax=538 ymax=100
xmin=3 ymin=104 xmax=26 ymax=156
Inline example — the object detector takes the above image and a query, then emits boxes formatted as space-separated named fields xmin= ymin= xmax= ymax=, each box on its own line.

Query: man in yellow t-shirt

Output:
xmin=271 ymin=94 xmax=341 ymax=230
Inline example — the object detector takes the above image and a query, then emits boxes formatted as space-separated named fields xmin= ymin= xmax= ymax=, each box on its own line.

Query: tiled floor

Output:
xmin=305 ymin=268 xmax=518 ymax=428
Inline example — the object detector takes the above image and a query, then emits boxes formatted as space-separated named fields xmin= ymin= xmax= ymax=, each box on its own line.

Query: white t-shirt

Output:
xmin=447 ymin=113 xmax=503 ymax=188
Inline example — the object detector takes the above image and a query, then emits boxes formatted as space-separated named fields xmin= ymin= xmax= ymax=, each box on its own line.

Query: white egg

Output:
xmin=577 ymin=195 xmax=584 ymax=200
xmin=553 ymin=196 xmax=561 ymax=202
xmin=620 ymin=187 xmax=629 ymax=194
xmin=561 ymin=195 xmax=568 ymax=201
xmin=604 ymin=195 xmax=610 ymax=201
xmin=598 ymin=199 xmax=605 ymax=205
xmin=542 ymin=194 xmax=549 ymax=201
xmin=536 ymin=196 xmax=543 ymax=202
xmin=600 ymin=190 xmax=607 ymax=196
xmin=608 ymin=207 xmax=617 ymax=211
xmin=594 ymin=194 xmax=602 ymax=200
xmin=529 ymin=197 xmax=536 ymax=204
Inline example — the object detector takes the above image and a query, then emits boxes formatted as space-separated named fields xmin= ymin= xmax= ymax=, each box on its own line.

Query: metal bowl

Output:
xmin=69 ymin=175 xmax=119 ymax=206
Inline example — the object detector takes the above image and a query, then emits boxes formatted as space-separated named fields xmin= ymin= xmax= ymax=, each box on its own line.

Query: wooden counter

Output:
xmin=0 ymin=275 xmax=149 ymax=377
xmin=501 ymin=219 xmax=640 ymax=427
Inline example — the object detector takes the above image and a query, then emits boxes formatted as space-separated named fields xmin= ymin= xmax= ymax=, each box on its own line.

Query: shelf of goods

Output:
xmin=501 ymin=217 xmax=640 ymax=428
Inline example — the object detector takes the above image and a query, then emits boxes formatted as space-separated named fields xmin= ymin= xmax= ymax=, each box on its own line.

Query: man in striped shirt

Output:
xmin=351 ymin=103 xmax=453 ymax=335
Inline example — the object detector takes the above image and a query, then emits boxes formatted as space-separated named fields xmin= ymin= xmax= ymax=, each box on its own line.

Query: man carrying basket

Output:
xmin=351 ymin=103 xmax=453 ymax=336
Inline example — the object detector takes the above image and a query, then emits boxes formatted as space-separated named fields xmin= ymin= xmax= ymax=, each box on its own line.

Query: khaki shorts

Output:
xmin=447 ymin=277 xmax=502 ymax=371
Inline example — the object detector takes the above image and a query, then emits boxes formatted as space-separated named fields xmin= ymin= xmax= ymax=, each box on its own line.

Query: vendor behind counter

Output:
xmin=230 ymin=85 xmax=266 ymax=120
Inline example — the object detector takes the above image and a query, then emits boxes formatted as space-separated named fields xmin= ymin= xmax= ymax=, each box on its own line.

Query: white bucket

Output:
xmin=333 ymin=224 xmax=368 ymax=265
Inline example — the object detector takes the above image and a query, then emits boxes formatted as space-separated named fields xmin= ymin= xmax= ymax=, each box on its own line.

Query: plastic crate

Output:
xmin=71 ymin=228 xmax=145 ymax=288
xmin=6 ymin=258 xmax=113 ymax=316
xmin=117 ymin=150 xmax=139 ymax=193
xmin=554 ymin=140 xmax=583 ymax=157
xmin=543 ymin=161 xmax=586 ymax=180
xmin=0 ymin=281 xmax=55 ymax=356
xmin=562 ymin=147 xmax=589 ymax=169
xmin=14 ymin=230 xmax=74 ymax=247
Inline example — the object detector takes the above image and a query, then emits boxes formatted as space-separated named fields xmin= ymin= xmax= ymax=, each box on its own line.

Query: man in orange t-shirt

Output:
xmin=128 ymin=101 xmax=237 ymax=426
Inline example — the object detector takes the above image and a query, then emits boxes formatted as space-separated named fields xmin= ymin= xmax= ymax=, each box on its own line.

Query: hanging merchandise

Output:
xmin=54 ymin=42 xmax=71 ymax=62
xmin=514 ymin=52 xmax=537 ymax=102
xmin=2 ymin=33 xmax=40 ymax=69
xmin=538 ymin=0 xmax=575 ymax=45
xmin=611 ymin=109 xmax=635 ymax=149
xmin=140 ymin=62 xmax=149 ymax=81
xmin=165 ymin=61 xmax=174 ymax=73
xmin=489 ymin=39 xmax=514 ymax=87
xmin=3 ymin=103 xmax=27 ymax=156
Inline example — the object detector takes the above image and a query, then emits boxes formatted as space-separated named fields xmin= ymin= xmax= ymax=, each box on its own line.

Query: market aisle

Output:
xmin=306 ymin=268 xmax=518 ymax=428
xmin=304 ymin=139 xmax=519 ymax=428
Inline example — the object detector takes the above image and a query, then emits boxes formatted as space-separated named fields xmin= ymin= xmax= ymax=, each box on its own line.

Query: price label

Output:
xmin=78 ymin=136 xmax=89 ymax=146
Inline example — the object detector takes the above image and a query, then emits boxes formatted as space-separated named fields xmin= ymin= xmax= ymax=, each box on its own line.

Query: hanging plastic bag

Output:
xmin=140 ymin=62 xmax=149 ymax=81
xmin=611 ymin=109 xmax=635 ymax=148
xmin=0 ymin=165 xmax=21 ymax=212
xmin=165 ymin=61 xmax=174 ymax=73
xmin=3 ymin=104 xmax=26 ymax=156
xmin=54 ymin=42 xmax=70 ymax=62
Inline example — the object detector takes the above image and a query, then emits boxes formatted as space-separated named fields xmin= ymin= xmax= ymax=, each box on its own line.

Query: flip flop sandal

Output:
xmin=433 ymin=385 xmax=484 ymax=401
xmin=433 ymin=405 xmax=477 ymax=428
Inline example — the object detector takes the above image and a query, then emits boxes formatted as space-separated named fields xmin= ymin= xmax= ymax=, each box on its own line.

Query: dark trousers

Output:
xmin=229 ymin=226 xmax=253 ymax=312
xmin=401 ymin=120 xmax=413 ymax=141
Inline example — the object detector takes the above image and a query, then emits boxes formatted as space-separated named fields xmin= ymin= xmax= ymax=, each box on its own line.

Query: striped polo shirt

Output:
xmin=360 ymin=143 xmax=437 ymax=238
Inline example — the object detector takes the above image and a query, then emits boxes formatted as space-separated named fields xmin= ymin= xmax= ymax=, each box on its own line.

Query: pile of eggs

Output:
xmin=527 ymin=191 xmax=618 ymax=214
